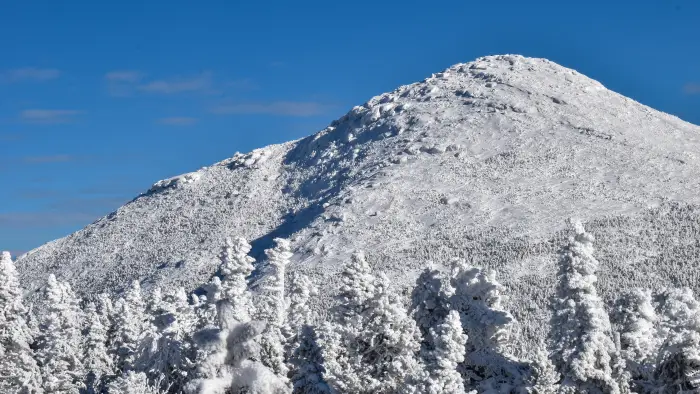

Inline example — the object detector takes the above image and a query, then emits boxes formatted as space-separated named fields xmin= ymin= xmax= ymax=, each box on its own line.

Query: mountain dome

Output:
xmin=17 ymin=55 xmax=700 ymax=344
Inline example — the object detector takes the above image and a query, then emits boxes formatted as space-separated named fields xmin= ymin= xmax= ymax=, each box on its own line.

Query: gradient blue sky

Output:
xmin=1 ymin=0 xmax=699 ymax=256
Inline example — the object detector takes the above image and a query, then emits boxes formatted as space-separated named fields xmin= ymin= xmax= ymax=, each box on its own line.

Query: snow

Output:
xmin=15 ymin=54 xmax=700 ymax=352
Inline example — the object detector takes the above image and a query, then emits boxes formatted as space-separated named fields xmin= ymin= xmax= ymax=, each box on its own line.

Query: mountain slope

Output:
xmin=17 ymin=55 xmax=700 ymax=346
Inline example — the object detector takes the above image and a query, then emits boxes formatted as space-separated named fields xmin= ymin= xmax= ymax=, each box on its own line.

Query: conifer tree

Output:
xmin=411 ymin=264 xmax=451 ymax=354
xmin=320 ymin=255 xmax=424 ymax=394
xmin=83 ymin=301 xmax=114 ymax=393
xmin=219 ymin=237 xmax=256 ymax=322
xmin=257 ymin=239 xmax=293 ymax=378
xmin=425 ymin=310 xmax=467 ymax=394
xmin=550 ymin=221 xmax=621 ymax=394
xmin=652 ymin=288 xmax=700 ymax=392
xmin=111 ymin=281 xmax=151 ymax=374
xmin=614 ymin=288 xmax=658 ymax=384
xmin=0 ymin=251 xmax=43 ymax=393
xmin=36 ymin=275 xmax=85 ymax=393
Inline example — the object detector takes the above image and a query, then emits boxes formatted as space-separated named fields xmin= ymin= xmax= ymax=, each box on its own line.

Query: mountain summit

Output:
xmin=17 ymin=55 xmax=700 ymax=344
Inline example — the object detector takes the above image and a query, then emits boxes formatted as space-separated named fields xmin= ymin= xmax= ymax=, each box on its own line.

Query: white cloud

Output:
xmin=20 ymin=109 xmax=83 ymax=124
xmin=157 ymin=117 xmax=198 ymax=125
xmin=138 ymin=72 xmax=213 ymax=94
xmin=210 ymin=101 xmax=330 ymax=117
xmin=1 ymin=67 xmax=60 ymax=83
xmin=105 ymin=70 xmax=143 ymax=83
xmin=684 ymin=83 xmax=700 ymax=95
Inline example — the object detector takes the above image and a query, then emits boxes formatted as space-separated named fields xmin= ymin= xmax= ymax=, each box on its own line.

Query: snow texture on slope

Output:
xmin=16 ymin=55 xmax=700 ymax=347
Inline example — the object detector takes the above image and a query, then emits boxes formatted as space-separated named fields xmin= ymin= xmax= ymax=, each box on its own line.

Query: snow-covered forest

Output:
xmin=2 ymin=221 xmax=700 ymax=393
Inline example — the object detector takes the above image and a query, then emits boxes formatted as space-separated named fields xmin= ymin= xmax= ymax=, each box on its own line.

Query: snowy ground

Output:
xmin=16 ymin=55 xmax=700 ymax=347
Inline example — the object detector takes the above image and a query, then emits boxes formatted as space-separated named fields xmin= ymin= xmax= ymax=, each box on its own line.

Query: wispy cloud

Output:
xmin=0 ymin=133 xmax=22 ymax=142
xmin=21 ymin=155 xmax=75 ymax=164
xmin=685 ymin=83 xmax=700 ymax=95
xmin=157 ymin=117 xmax=198 ymax=126
xmin=210 ymin=101 xmax=331 ymax=117
xmin=0 ymin=211 xmax=99 ymax=229
xmin=19 ymin=109 xmax=83 ymax=124
xmin=1 ymin=67 xmax=60 ymax=83
xmin=225 ymin=78 xmax=258 ymax=91
xmin=105 ymin=70 xmax=143 ymax=83
xmin=138 ymin=72 xmax=213 ymax=94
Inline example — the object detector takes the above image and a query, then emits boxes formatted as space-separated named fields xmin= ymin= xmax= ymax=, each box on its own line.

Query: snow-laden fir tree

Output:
xmin=320 ymin=253 xmax=424 ymax=394
xmin=256 ymin=238 xmax=293 ymax=379
xmin=651 ymin=287 xmax=700 ymax=392
xmin=108 ymin=371 xmax=161 ymax=394
xmin=83 ymin=301 xmax=114 ymax=393
xmin=614 ymin=288 xmax=658 ymax=384
xmin=424 ymin=310 xmax=467 ymax=394
xmin=285 ymin=273 xmax=329 ymax=394
xmin=411 ymin=264 xmax=451 ymax=355
xmin=110 ymin=281 xmax=155 ymax=374
xmin=525 ymin=350 xmax=560 ymax=394
xmin=289 ymin=325 xmax=330 ymax=394
xmin=219 ymin=237 xmax=256 ymax=322
xmin=0 ymin=251 xmax=43 ymax=393
xmin=448 ymin=258 xmax=527 ymax=390
xmin=36 ymin=275 xmax=85 ymax=393
xmin=550 ymin=220 xmax=621 ymax=394
xmin=187 ymin=237 xmax=289 ymax=393
xmin=147 ymin=287 xmax=198 ymax=392
xmin=335 ymin=252 xmax=375 ymax=323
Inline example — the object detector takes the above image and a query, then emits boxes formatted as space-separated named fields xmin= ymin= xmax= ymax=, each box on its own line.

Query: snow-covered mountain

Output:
xmin=17 ymin=54 xmax=700 ymax=346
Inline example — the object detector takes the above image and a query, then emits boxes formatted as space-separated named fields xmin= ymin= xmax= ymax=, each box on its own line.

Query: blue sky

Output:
xmin=1 ymin=0 xmax=699 ymax=256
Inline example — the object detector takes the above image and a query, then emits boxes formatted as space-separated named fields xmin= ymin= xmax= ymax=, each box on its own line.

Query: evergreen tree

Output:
xmin=411 ymin=264 xmax=451 ymax=355
xmin=320 ymin=259 xmax=424 ymax=394
xmin=289 ymin=325 xmax=330 ymax=394
xmin=448 ymin=259 xmax=526 ymax=390
xmin=0 ymin=251 xmax=43 ymax=393
xmin=111 ymin=281 xmax=151 ymax=374
xmin=550 ymin=220 xmax=621 ymax=394
xmin=148 ymin=287 xmax=197 ymax=392
xmin=525 ymin=351 xmax=560 ymax=394
xmin=219 ymin=237 xmax=256 ymax=322
xmin=256 ymin=239 xmax=293 ymax=379
xmin=108 ymin=371 xmax=161 ymax=394
xmin=425 ymin=310 xmax=467 ymax=394
xmin=83 ymin=301 xmax=114 ymax=393
xmin=651 ymin=288 xmax=700 ymax=392
xmin=614 ymin=288 xmax=658 ymax=385
xmin=187 ymin=238 xmax=290 ymax=393
xmin=36 ymin=275 xmax=85 ymax=393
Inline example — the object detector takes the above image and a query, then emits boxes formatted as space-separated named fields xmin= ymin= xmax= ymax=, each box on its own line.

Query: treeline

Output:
xmin=1 ymin=222 xmax=700 ymax=393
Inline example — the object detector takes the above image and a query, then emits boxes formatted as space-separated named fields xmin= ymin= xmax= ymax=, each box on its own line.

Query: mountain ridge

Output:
xmin=16 ymin=54 xmax=700 ymax=347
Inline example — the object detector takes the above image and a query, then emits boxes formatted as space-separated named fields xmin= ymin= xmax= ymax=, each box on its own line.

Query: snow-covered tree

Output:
xmin=187 ymin=238 xmax=290 ymax=393
xmin=289 ymin=325 xmax=330 ymax=394
xmin=320 ymin=257 xmax=424 ymax=394
xmin=108 ymin=371 xmax=161 ymax=394
xmin=147 ymin=287 xmax=197 ymax=392
xmin=525 ymin=350 xmax=560 ymax=394
xmin=110 ymin=281 xmax=154 ymax=374
xmin=550 ymin=220 xmax=621 ymax=394
xmin=424 ymin=310 xmax=467 ymax=394
xmin=614 ymin=288 xmax=658 ymax=382
xmin=187 ymin=320 xmax=289 ymax=394
xmin=411 ymin=264 xmax=451 ymax=354
xmin=219 ymin=237 xmax=256 ymax=322
xmin=0 ymin=251 xmax=43 ymax=393
xmin=256 ymin=239 xmax=293 ymax=378
xmin=448 ymin=258 xmax=527 ymax=390
xmin=650 ymin=287 xmax=700 ymax=392
xmin=285 ymin=272 xmax=317 ymax=338
xmin=36 ymin=274 xmax=85 ymax=393
xmin=83 ymin=301 xmax=114 ymax=393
